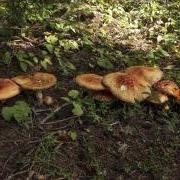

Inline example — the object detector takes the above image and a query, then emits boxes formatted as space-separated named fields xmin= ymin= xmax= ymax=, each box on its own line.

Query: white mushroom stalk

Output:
xmin=36 ymin=90 xmax=43 ymax=104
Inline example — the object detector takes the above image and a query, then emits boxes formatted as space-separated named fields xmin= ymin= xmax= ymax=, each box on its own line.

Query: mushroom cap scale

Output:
xmin=126 ymin=66 xmax=163 ymax=85
xmin=12 ymin=72 xmax=57 ymax=90
xmin=0 ymin=79 xmax=21 ymax=100
xmin=155 ymin=80 xmax=179 ymax=98
xmin=103 ymin=72 xmax=151 ymax=103
xmin=75 ymin=73 xmax=105 ymax=91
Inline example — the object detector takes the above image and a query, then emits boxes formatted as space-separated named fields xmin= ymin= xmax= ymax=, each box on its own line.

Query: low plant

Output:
xmin=1 ymin=101 xmax=32 ymax=128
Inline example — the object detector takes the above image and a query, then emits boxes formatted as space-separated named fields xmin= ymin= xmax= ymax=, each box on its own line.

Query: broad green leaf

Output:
xmin=1 ymin=107 xmax=14 ymax=121
xmin=68 ymin=90 xmax=79 ymax=98
xmin=19 ymin=61 xmax=28 ymax=72
xmin=45 ymin=43 xmax=54 ymax=54
xmin=41 ymin=56 xmax=52 ymax=70
xmin=45 ymin=35 xmax=58 ymax=45
xmin=1 ymin=101 xmax=32 ymax=128
xmin=72 ymin=102 xmax=83 ymax=116
xmin=97 ymin=59 xmax=114 ymax=70
xmin=69 ymin=131 xmax=77 ymax=141
xmin=3 ymin=52 xmax=11 ymax=65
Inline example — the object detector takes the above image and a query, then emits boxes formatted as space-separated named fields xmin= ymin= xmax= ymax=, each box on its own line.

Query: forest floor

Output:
xmin=0 ymin=1 xmax=179 ymax=179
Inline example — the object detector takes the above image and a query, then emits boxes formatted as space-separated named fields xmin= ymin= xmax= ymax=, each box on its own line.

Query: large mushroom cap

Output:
xmin=103 ymin=72 xmax=151 ymax=103
xmin=126 ymin=66 xmax=163 ymax=85
xmin=147 ymin=90 xmax=168 ymax=104
xmin=93 ymin=90 xmax=117 ymax=102
xmin=155 ymin=80 xmax=179 ymax=98
xmin=0 ymin=79 xmax=21 ymax=100
xmin=12 ymin=72 xmax=57 ymax=90
xmin=75 ymin=73 xmax=105 ymax=91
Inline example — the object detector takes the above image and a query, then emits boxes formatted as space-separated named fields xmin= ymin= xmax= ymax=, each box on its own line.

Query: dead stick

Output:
xmin=40 ymin=103 xmax=70 ymax=124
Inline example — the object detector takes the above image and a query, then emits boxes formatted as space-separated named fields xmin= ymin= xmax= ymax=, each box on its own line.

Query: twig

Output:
xmin=41 ymin=116 xmax=78 ymax=125
xmin=7 ymin=170 xmax=28 ymax=180
xmin=40 ymin=103 xmax=70 ymax=124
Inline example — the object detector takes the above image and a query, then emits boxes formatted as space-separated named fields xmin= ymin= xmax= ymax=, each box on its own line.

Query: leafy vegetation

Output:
xmin=1 ymin=101 xmax=32 ymax=128
xmin=0 ymin=0 xmax=179 ymax=179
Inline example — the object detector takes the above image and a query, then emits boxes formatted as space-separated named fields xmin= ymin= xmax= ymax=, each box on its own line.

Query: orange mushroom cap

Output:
xmin=155 ymin=80 xmax=179 ymax=98
xmin=0 ymin=79 xmax=21 ymax=100
xmin=75 ymin=73 xmax=105 ymax=91
xmin=102 ymin=72 xmax=151 ymax=103
xmin=126 ymin=66 xmax=163 ymax=86
xmin=11 ymin=72 xmax=57 ymax=90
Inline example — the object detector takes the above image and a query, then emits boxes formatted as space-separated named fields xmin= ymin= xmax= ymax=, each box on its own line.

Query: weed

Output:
xmin=1 ymin=101 xmax=32 ymax=128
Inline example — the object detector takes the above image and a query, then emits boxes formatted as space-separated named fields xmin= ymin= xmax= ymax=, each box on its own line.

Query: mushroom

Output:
xmin=126 ymin=66 xmax=163 ymax=86
xmin=12 ymin=72 xmax=57 ymax=104
xmin=43 ymin=95 xmax=54 ymax=105
xmin=75 ymin=73 xmax=117 ymax=102
xmin=0 ymin=79 xmax=21 ymax=101
xmin=102 ymin=72 xmax=151 ymax=103
xmin=163 ymin=104 xmax=170 ymax=111
xmin=155 ymin=80 xmax=179 ymax=98
xmin=176 ymin=89 xmax=180 ymax=104
xmin=147 ymin=90 xmax=168 ymax=104
xmin=75 ymin=73 xmax=105 ymax=91
xmin=93 ymin=90 xmax=117 ymax=102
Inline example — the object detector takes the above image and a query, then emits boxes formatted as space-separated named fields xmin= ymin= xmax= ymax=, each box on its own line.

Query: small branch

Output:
xmin=41 ymin=115 xmax=78 ymax=125
xmin=40 ymin=103 xmax=70 ymax=124
xmin=7 ymin=170 xmax=28 ymax=180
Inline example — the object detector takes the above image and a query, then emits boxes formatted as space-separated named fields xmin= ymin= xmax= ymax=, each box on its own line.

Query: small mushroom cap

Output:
xmin=12 ymin=72 xmax=57 ymax=90
xmin=163 ymin=104 xmax=170 ymax=111
xmin=93 ymin=90 xmax=117 ymax=102
xmin=103 ymin=72 xmax=151 ymax=103
xmin=126 ymin=66 xmax=163 ymax=85
xmin=0 ymin=79 xmax=21 ymax=100
xmin=147 ymin=90 xmax=168 ymax=104
xmin=75 ymin=74 xmax=105 ymax=91
xmin=155 ymin=80 xmax=179 ymax=98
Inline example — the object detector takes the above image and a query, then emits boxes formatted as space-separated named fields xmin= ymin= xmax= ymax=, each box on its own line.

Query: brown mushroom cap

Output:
xmin=93 ymin=90 xmax=117 ymax=102
xmin=0 ymin=79 xmax=21 ymax=100
xmin=103 ymin=72 xmax=151 ymax=103
xmin=75 ymin=74 xmax=105 ymax=91
xmin=155 ymin=80 xmax=179 ymax=98
xmin=126 ymin=66 xmax=163 ymax=85
xmin=11 ymin=72 xmax=57 ymax=90
xmin=147 ymin=90 xmax=168 ymax=104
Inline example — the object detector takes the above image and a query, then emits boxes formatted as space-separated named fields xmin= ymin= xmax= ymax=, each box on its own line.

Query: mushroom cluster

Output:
xmin=75 ymin=66 xmax=180 ymax=107
xmin=0 ymin=72 xmax=57 ymax=104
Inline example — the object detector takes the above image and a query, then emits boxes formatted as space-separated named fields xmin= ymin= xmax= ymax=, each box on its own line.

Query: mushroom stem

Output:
xmin=36 ymin=90 xmax=43 ymax=104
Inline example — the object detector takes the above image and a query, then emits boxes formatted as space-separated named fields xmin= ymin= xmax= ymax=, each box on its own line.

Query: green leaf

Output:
xmin=1 ymin=101 xmax=32 ymax=128
xmin=45 ymin=35 xmax=58 ymax=45
xmin=61 ymin=97 xmax=71 ymax=102
xmin=45 ymin=43 xmax=54 ymax=54
xmin=19 ymin=61 xmax=28 ymax=72
xmin=3 ymin=52 xmax=12 ymax=65
xmin=1 ymin=107 xmax=14 ymax=121
xmin=66 ymin=62 xmax=76 ymax=71
xmin=59 ymin=39 xmax=79 ymax=51
xmin=68 ymin=131 xmax=77 ymax=141
xmin=158 ymin=46 xmax=169 ymax=57
xmin=97 ymin=59 xmax=114 ymax=70
xmin=72 ymin=102 xmax=83 ymax=116
xmin=68 ymin=90 xmax=79 ymax=98
xmin=41 ymin=56 xmax=52 ymax=70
